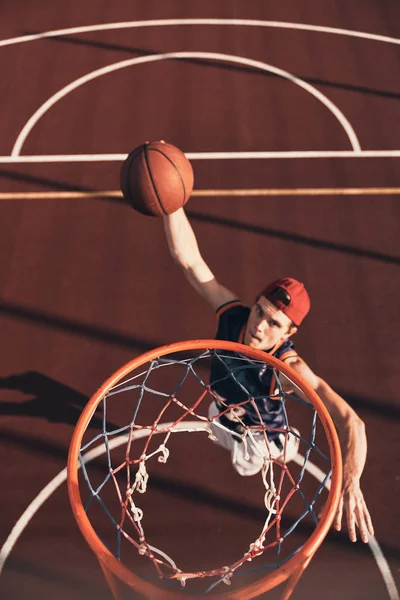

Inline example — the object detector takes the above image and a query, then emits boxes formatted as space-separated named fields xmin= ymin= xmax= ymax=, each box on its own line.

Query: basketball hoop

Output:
xmin=67 ymin=340 xmax=342 ymax=599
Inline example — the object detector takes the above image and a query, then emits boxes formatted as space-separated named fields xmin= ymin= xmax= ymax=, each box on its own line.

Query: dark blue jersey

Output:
xmin=210 ymin=300 xmax=298 ymax=442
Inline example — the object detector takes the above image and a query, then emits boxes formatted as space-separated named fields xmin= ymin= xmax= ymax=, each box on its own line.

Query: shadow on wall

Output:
xmin=187 ymin=211 xmax=400 ymax=267
xmin=0 ymin=371 xmax=106 ymax=428
xmin=23 ymin=33 xmax=400 ymax=102
xmin=0 ymin=169 xmax=92 ymax=191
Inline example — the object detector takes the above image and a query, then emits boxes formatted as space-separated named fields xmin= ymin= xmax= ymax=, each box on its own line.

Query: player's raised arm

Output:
xmin=164 ymin=208 xmax=237 ymax=310
xmin=281 ymin=355 xmax=374 ymax=544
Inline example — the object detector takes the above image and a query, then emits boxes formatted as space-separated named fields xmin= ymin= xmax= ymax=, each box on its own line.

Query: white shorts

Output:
xmin=208 ymin=401 xmax=299 ymax=477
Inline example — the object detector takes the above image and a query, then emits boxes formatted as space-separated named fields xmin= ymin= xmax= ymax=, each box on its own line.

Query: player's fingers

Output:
xmin=364 ymin=505 xmax=375 ymax=537
xmin=334 ymin=495 xmax=343 ymax=531
xmin=358 ymin=500 xmax=374 ymax=540
xmin=354 ymin=501 xmax=369 ymax=543
xmin=345 ymin=497 xmax=357 ymax=542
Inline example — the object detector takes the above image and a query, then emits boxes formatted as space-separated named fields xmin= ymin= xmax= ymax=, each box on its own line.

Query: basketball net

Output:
xmin=68 ymin=340 xmax=342 ymax=599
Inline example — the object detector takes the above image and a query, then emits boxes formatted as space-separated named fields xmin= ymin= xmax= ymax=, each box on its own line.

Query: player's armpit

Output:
xmin=284 ymin=358 xmax=360 ymax=429
xmin=183 ymin=263 xmax=238 ymax=310
xmin=280 ymin=356 xmax=320 ymax=393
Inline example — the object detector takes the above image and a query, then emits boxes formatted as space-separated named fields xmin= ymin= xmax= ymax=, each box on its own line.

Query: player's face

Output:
xmin=244 ymin=296 xmax=295 ymax=351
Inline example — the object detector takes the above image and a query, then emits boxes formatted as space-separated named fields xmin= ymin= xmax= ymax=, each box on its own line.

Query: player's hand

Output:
xmin=334 ymin=480 xmax=374 ymax=543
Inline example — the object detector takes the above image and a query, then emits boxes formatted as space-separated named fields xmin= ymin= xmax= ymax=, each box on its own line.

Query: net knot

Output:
xmin=264 ymin=489 xmax=277 ymax=514
xmin=157 ymin=444 xmax=170 ymax=463
xmin=221 ymin=566 xmax=232 ymax=585
xmin=176 ymin=570 xmax=186 ymax=587
xmin=248 ymin=541 xmax=264 ymax=558
xmin=129 ymin=501 xmax=144 ymax=523
xmin=206 ymin=422 xmax=218 ymax=442
xmin=138 ymin=543 xmax=147 ymax=555
xmin=134 ymin=461 xmax=149 ymax=494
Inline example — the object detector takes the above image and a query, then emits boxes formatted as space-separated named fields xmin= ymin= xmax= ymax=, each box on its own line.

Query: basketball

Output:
xmin=120 ymin=140 xmax=194 ymax=216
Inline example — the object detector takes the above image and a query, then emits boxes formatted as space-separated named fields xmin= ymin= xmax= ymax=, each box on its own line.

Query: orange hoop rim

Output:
xmin=67 ymin=339 xmax=342 ymax=600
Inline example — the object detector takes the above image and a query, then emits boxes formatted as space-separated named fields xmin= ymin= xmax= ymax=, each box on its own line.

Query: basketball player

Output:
xmin=163 ymin=208 xmax=374 ymax=544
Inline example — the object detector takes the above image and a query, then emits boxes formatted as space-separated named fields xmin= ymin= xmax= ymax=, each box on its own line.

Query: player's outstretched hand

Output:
xmin=334 ymin=480 xmax=374 ymax=543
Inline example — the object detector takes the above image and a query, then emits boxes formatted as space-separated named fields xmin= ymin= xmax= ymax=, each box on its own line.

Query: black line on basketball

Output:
xmin=151 ymin=148 xmax=187 ymax=205
xmin=143 ymin=144 xmax=166 ymax=215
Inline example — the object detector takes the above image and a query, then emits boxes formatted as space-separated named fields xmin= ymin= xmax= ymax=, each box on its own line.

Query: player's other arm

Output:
xmin=282 ymin=356 xmax=374 ymax=543
xmin=164 ymin=208 xmax=237 ymax=310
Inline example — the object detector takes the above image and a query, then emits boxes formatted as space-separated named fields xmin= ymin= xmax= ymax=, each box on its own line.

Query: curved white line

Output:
xmin=0 ymin=422 xmax=398 ymax=600
xmin=292 ymin=454 xmax=399 ymax=600
xmin=0 ymin=423 xmax=202 ymax=575
xmin=11 ymin=51 xmax=361 ymax=156
xmin=0 ymin=19 xmax=399 ymax=49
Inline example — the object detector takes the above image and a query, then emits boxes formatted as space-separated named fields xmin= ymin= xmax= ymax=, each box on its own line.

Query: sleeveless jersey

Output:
xmin=210 ymin=300 xmax=298 ymax=443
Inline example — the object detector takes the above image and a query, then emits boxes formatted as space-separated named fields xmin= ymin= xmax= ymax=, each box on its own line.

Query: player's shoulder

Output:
xmin=215 ymin=300 xmax=250 ymax=343
xmin=282 ymin=352 xmax=313 ymax=379
xmin=216 ymin=300 xmax=250 ymax=319
xmin=277 ymin=338 xmax=297 ymax=362
xmin=281 ymin=353 xmax=319 ymax=390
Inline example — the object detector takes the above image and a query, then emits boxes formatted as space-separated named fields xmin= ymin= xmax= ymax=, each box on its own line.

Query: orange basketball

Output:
xmin=120 ymin=141 xmax=194 ymax=216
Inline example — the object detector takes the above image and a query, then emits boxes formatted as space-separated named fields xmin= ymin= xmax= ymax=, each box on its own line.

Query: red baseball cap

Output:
xmin=259 ymin=277 xmax=310 ymax=326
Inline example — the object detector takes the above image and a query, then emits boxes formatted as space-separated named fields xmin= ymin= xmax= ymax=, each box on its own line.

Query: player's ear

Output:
xmin=284 ymin=324 xmax=298 ymax=339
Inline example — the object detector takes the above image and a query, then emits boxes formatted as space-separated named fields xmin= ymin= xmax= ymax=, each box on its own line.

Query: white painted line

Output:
xmin=0 ymin=434 xmax=128 ymax=576
xmin=367 ymin=537 xmax=400 ymax=600
xmin=0 ymin=154 xmax=128 ymax=163
xmin=11 ymin=52 xmax=360 ymax=156
xmin=186 ymin=150 xmax=399 ymax=159
xmin=0 ymin=422 xmax=198 ymax=576
xmin=0 ymin=19 xmax=399 ymax=49
xmin=292 ymin=454 xmax=400 ymax=600
xmin=0 ymin=423 xmax=398 ymax=600
xmin=1 ymin=150 xmax=400 ymax=163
